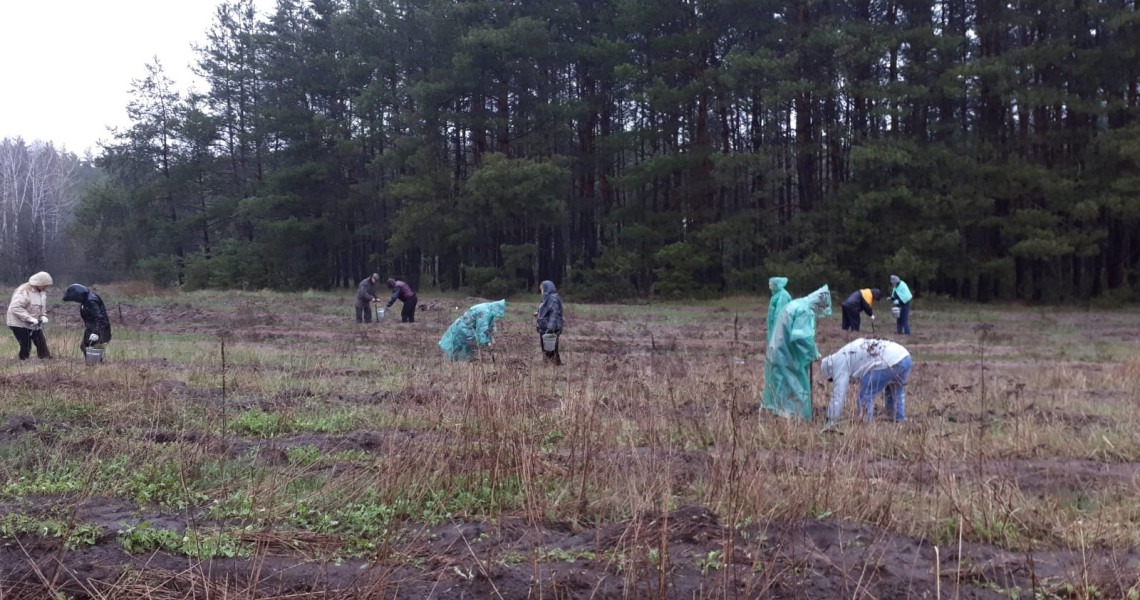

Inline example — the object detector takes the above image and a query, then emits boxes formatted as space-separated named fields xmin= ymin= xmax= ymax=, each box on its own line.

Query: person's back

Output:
xmin=63 ymin=284 xmax=112 ymax=346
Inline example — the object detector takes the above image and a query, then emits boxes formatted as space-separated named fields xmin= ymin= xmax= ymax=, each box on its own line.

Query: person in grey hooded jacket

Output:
xmin=355 ymin=274 xmax=380 ymax=323
xmin=535 ymin=280 xmax=563 ymax=365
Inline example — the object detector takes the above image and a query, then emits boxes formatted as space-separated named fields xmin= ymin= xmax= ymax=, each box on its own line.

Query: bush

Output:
xmin=135 ymin=255 xmax=179 ymax=287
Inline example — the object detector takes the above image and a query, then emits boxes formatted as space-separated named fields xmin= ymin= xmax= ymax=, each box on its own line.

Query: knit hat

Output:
xmin=28 ymin=272 xmax=53 ymax=287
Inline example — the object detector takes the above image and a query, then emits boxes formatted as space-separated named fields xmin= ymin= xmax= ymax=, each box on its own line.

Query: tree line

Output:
xmin=81 ymin=0 xmax=1140 ymax=302
xmin=1 ymin=139 xmax=97 ymax=283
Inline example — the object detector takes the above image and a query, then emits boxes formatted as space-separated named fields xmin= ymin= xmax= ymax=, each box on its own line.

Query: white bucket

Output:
xmin=542 ymin=333 xmax=559 ymax=352
xmin=891 ymin=306 xmax=901 ymax=319
xmin=84 ymin=347 xmax=104 ymax=365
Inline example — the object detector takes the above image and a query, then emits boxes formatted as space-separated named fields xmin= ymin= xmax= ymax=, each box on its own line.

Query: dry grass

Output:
xmin=0 ymin=287 xmax=1137 ymax=598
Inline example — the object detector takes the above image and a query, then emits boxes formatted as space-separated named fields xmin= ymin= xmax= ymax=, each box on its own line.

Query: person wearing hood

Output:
xmin=820 ymin=338 xmax=912 ymax=428
xmin=382 ymin=278 xmax=418 ymax=323
xmin=840 ymin=288 xmax=881 ymax=332
xmin=761 ymin=285 xmax=831 ymax=420
xmin=6 ymin=271 xmax=54 ymax=360
xmin=62 ymin=284 xmax=112 ymax=354
xmin=535 ymin=280 xmax=563 ymax=365
xmin=766 ymin=277 xmax=791 ymax=345
xmin=355 ymin=273 xmax=380 ymax=323
xmin=439 ymin=300 xmax=507 ymax=362
xmin=890 ymin=275 xmax=912 ymax=335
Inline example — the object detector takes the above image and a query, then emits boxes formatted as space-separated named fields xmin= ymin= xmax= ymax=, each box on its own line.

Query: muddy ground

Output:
xmin=0 ymin=290 xmax=1137 ymax=598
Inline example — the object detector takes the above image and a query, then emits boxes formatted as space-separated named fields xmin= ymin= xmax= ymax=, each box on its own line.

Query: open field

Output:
xmin=1 ymin=285 xmax=1139 ymax=599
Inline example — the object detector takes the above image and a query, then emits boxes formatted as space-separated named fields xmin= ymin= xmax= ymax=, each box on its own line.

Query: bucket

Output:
xmin=541 ymin=333 xmax=559 ymax=352
xmin=890 ymin=306 xmax=901 ymax=319
xmin=84 ymin=347 xmax=104 ymax=365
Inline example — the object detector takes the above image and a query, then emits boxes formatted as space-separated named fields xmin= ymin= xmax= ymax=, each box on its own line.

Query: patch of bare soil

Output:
xmin=0 ymin=505 xmax=1135 ymax=598
xmin=0 ymin=417 xmax=37 ymax=444
xmin=0 ymin=374 xmax=119 ymax=393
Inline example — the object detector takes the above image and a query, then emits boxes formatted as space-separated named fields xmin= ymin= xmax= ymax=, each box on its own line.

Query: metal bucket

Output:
xmin=84 ymin=347 xmax=104 ymax=365
xmin=541 ymin=333 xmax=559 ymax=352
xmin=891 ymin=306 xmax=901 ymax=319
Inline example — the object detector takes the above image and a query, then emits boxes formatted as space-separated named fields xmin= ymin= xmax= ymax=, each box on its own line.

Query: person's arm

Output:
xmin=864 ymin=298 xmax=874 ymax=317
xmin=8 ymin=290 xmax=37 ymax=324
xmin=826 ymin=361 xmax=850 ymax=424
xmin=475 ymin=312 xmax=497 ymax=345
xmin=536 ymin=298 xmax=550 ymax=333
xmin=787 ymin=312 xmax=821 ymax=362
xmin=91 ymin=299 xmax=111 ymax=332
xmin=386 ymin=287 xmax=399 ymax=308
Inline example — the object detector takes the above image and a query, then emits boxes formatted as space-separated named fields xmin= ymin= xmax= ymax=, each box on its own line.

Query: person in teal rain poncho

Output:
xmin=766 ymin=277 xmax=791 ymax=344
xmin=439 ymin=300 xmax=507 ymax=361
xmin=890 ymin=275 xmax=912 ymax=335
xmin=761 ymin=285 xmax=832 ymax=420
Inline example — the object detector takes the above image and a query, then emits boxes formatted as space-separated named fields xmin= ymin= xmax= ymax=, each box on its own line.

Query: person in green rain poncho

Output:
xmin=439 ymin=300 xmax=507 ymax=361
xmin=766 ymin=277 xmax=791 ymax=344
xmin=761 ymin=285 xmax=832 ymax=420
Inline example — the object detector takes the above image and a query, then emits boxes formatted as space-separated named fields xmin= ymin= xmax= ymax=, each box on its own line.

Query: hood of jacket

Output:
xmin=769 ymin=277 xmax=788 ymax=293
xmin=63 ymin=284 xmax=90 ymax=303
xmin=806 ymin=285 xmax=832 ymax=317
xmin=541 ymin=280 xmax=557 ymax=296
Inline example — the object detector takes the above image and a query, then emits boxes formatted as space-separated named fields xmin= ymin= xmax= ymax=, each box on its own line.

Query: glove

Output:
xmin=27 ymin=319 xmax=39 ymax=327
xmin=89 ymin=334 xmax=99 ymax=343
xmin=39 ymin=316 xmax=48 ymax=324
xmin=870 ymin=315 xmax=875 ymax=320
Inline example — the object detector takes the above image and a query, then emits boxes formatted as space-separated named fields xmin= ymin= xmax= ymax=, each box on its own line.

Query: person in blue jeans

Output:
xmin=890 ymin=275 xmax=912 ymax=335
xmin=820 ymin=338 xmax=912 ymax=428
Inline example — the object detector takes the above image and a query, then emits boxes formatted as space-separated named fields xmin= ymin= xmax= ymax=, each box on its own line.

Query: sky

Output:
xmin=0 ymin=0 xmax=274 ymax=157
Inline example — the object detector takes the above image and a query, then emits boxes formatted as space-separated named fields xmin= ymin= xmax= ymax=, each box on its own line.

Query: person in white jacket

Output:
xmin=6 ymin=271 xmax=54 ymax=360
xmin=820 ymin=338 xmax=912 ymax=427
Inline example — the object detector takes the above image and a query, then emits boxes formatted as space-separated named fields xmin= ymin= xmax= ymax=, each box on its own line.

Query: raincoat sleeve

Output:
xmin=474 ymin=311 xmax=496 ymax=344
xmin=89 ymin=297 xmax=111 ymax=337
xmin=787 ymin=309 xmax=821 ymax=363
xmin=386 ymin=287 xmax=400 ymax=307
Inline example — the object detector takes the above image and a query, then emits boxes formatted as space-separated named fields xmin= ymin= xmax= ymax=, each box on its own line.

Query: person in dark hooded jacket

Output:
xmin=383 ymin=278 xmax=418 ymax=323
xmin=534 ymin=280 xmax=563 ymax=365
xmin=840 ymin=288 xmax=881 ymax=332
xmin=62 ymin=284 xmax=112 ymax=352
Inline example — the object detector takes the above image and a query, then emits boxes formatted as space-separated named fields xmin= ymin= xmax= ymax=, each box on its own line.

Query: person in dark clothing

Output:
xmin=62 ymin=284 xmax=112 ymax=354
xmin=535 ymin=280 xmax=563 ymax=365
xmin=384 ymin=278 xmax=418 ymax=323
xmin=356 ymin=274 xmax=380 ymax=323
xmin=841 ymin=288 xmax=881 ymax=332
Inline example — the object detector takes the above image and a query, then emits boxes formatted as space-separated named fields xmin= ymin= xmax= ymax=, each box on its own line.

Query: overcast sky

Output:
xmin=0 ymin=0 xmax=274 ymax=156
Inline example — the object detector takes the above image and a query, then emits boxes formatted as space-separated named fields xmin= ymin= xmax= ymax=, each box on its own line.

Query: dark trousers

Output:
xmin=539 ymin=331 xmax=561 ymax=365
xmin=841 ymin=306 xmax=861 ymax=331
xmin=9 ymin=327 xmax=51 ymax=360
xmin=401 ymin=296 xmax=418 ymax=323
xmin=896 ymin=302 xmax=911 ymax=335
xmin=355 ymin=303 xmax=373 ymax=323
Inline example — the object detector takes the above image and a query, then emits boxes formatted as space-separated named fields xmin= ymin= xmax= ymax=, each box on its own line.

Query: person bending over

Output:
xmin=62 ymin=284 xmax=112 ymax=355
xmin=821 ymin=337 xmax=912 ymax=428
xmin=383 ymin=278 xmax=418 ymax=323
